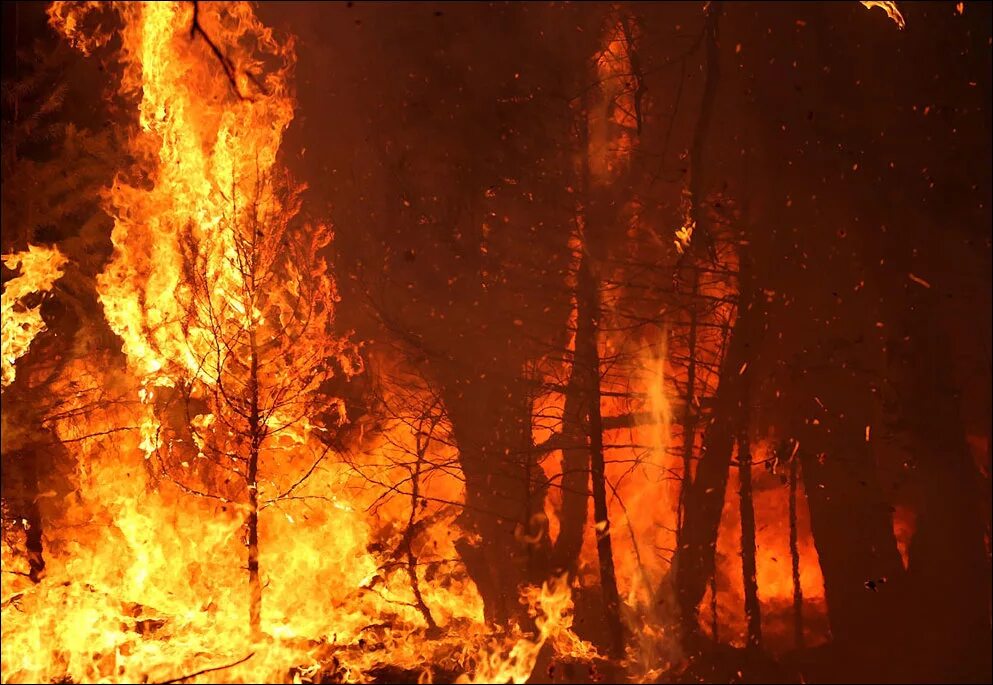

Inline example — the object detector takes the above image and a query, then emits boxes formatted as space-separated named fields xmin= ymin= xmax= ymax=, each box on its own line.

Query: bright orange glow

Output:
xmin=892 ymin=503 xmax=916 ymax=569
xmin=702 ymin=444 xmax=827 ymax=651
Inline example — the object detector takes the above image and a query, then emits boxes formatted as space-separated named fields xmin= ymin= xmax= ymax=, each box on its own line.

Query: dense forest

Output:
xmin=1 ymin=2 xmax=990 ymax=683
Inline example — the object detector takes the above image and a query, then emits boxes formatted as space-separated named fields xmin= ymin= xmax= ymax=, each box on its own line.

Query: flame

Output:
xmin=1 ymin=245 xmax=68 ymax=387
xmin=645 ymin=337 xmax=674 ymax=489
xmin=72 ymin=1 xmax=297 ymax=386
xmin=892 ymin=503 xmax=916 ymax=569
xmin=589 ymin=16 xmax=639 ymax=183
xmin=674 ymin=189 xmax=695 ymax=254
xmin=861 ymin=1 xmax=906 ymax=30
xmin=456 ymin=575 xmax=597 ymax=684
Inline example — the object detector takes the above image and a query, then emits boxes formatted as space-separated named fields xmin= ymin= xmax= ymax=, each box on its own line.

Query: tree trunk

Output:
xmin=444 ymin=372 xmax=544 ymax=627
xmin=551 ymin=287 xmax=593 ymax=576
xmin=22 ymin=446 xmax=46 ymax=583
xmin=892 ymin=310 xmax=992 ymax=682
xmin=404 ymin=442 xmax=438 ymax=633
xmin=671 ymin=291 xmax=753 ymax=641
xmin=662 ymin=2 xmax=726 ymax=646
xmin=676 ymin=264 xmax=700 ymax=540
xmin=522 ymin=399 xmax=552 ymax=586
xmin=2 ymin=445 xmax=47 ymax=583
xmin=551 ymin=389 xmax=590 ymax=575
xmin=247 ymin=332 xmax=262 ymax=639
xmin=246 ymin=467 xmax=261 ymax=638
xmin=576 ymin=252 xmax=624 ymax=658
xmin=736 ymin=286 xmax=762 ymax=650
xmin=737 ymin=431 xmax=762 ymax=650
xmin=709 ymin=572 xmax=718 ymax=642
xmin=798 ymin=430 xmax=906 ymax=682
xmin=788 ymin=454 xmax=804 ymax=650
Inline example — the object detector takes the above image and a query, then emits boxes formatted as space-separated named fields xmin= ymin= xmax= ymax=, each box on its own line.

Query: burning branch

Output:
xmin=156 ymin=652 xmax=255 ymax=684
xmin=188 ymin=1 xmax=266 ymax=100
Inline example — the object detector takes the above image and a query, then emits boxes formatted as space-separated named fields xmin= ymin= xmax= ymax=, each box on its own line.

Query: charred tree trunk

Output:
xmin=736 ymin=430 xmax=762 ymax=650
xmin=0 ymin=318 xmax=77 ymax=585
xmin=574 ymin=79 xmax=626 ymax=655
xmin=576 ymin=251 xmax=625 ymax=658
xmin=672 ymin=286 xmax=754 ymax=642
xmin=684 ymin=0 xmax=721 ymax=260
xmin=709 ymin=572 xmax=718 ymax=642
xmin=246 ymin=332 xmax=262 ymax=639
xmin=736 ymin=273 xmax=762 ymax=650
xmin=444 ymin=373 xmax=542 ymax=627
xmin=550 ymin=372 xmax=590 ymax=575
xmin=671 ymin=375 xmax=733 ymax=642
xmin=2 ymin=445 xmax=47 ymax=583
xmin=522 ymin=399 xmax=552 ymax=586
xmin=550 ymin=223 xmax=596 ymax=575
xmin=788 ymin=453 xmax=804 ymax=650
xmin=891 ymin=305 xmax=992 ymax=682
xmin=797 ymin=429 xmax=905 ymax=681
xmin=246 ymin=457 xmax=261 ymax=638
xmin=404 ymin=440 xmax=439 ymax=634
xmin=676 ymin=264 xmax=700 ymax=540
xmin=660 ymin=2 xmax=725 ymax=645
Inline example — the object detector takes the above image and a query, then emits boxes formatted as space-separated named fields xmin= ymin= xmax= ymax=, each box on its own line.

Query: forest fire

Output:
xmin=1 ymin=1 xmax=990 ymax=684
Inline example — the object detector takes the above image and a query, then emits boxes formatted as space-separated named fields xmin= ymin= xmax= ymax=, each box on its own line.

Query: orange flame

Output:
xmin=861 ymin=1 xmax=907 ymax=30
xmin=456 ymin=575 xmax=597 ymax=684
xmin=1 ymin=245 xmax=67 ymax=387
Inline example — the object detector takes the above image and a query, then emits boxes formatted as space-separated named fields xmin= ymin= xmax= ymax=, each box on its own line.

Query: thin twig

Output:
xmin=157 ymin=652 xmax=255 ymax=684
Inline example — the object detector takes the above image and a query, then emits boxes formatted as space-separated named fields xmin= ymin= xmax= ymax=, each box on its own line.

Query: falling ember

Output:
xmin=1 ymin=1 xmax=989 ymax=684
xmin=1 ymin=245 xmax=67 ymax=387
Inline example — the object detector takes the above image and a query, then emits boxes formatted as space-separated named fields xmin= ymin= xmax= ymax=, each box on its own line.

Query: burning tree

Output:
xmin=327 ymin=2 xmax=603 ymax=629
xmin=155 ymin=171 xmax=359 ymax=636
xmin=49 ymin=1 xmax=360 ymax=638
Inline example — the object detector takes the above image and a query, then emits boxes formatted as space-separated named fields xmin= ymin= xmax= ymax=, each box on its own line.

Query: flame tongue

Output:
xmin=861 ymin=1 xmax=906 ymax=29
xmin=457 ymin=575 xmax=598 ymax=685
xmin=79 ymin=1 xmax=296 ymax=385
xmin=1 ymin=244 xmax=68 ymax=387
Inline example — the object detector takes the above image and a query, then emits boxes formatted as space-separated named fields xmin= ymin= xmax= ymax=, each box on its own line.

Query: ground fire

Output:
xmin=1 ymin=1 xmax=989 ymax=683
